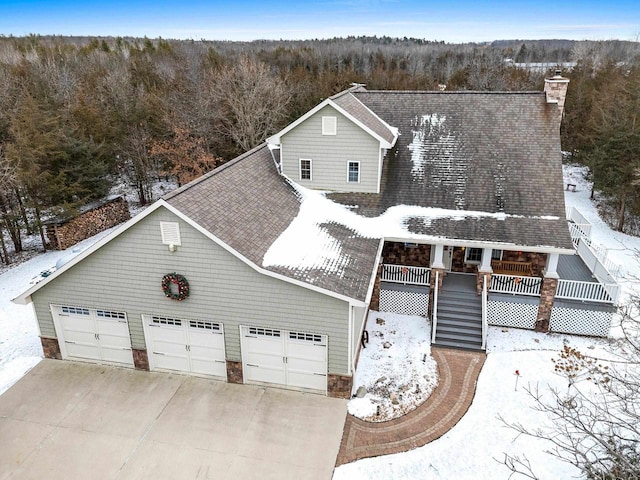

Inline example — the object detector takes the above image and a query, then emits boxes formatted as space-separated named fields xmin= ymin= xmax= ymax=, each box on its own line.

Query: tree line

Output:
xmin=0 ymin=35 xmax=639 ymax=263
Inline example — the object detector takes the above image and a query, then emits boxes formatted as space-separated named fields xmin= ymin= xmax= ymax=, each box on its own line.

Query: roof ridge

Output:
xmin=354 ymin=90 xmax=544 ymax=95
xmin=163 ymin=143 xmax=269 ymax=201
xmin=329 ymin=83 xmax=367 ymax=100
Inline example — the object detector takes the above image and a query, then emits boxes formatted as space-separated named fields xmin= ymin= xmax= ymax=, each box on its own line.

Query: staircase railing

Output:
xmin=481 ymin=274 xmax=488 ymax=350
xmin=431 ymin=270 xmax=439 ymax=344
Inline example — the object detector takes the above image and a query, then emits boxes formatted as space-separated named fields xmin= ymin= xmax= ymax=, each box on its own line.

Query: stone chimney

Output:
xmin=544 ymin=70 xmax=570 ymax=118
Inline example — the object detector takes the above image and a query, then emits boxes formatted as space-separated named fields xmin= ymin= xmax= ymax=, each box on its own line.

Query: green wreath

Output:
xmin=161 ymin=273 xmax=190 ymax=301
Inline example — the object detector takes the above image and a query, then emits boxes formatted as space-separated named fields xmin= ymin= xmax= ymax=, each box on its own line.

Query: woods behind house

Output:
xmin=0 ymin=35 xmax=639 ymax=263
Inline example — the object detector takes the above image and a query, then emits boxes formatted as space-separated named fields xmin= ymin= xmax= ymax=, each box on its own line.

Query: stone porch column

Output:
xmin=476 ymin=247 xmax=493 ymax=295
xmin=535 ymin=253 xmax=560 ymax=332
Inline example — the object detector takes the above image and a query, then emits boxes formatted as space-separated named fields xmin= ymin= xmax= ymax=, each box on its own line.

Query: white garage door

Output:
xmin=51 ymin=305 xmax=134 ymax=366
xmin=143 ymin=315 xmax=227 ymax=379
xmin=240 ymin=326 xmax=327 ymax=392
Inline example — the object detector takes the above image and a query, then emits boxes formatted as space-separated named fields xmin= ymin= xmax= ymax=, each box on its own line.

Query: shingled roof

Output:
xmin=326 ymin=89 xmax=574 ymax=250
xmin=163 ymin=145 xmax=380 ymax=302
xmin=330 ymin=90 xmax=397 ymax=145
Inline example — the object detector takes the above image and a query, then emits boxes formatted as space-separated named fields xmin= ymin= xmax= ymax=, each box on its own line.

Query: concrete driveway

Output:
xmin=0 ymin=360 xmax=347 ymax=479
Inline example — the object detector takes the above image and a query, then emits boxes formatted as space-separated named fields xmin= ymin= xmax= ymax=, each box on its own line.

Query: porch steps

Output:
xmin=433 ymin=290 xmax=483 ymax=351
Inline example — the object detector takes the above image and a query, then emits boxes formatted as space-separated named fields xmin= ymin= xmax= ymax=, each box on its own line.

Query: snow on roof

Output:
xmin=262 ymin=180 xmax=562 ymax=272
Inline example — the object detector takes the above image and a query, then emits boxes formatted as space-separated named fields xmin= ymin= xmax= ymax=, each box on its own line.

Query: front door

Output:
xmin=443 ymin=246 xmax=453 ymax=271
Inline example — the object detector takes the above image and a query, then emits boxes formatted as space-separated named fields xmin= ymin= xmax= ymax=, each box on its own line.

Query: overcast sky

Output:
xmin=1 ymin=0 xmax=638 ymax=42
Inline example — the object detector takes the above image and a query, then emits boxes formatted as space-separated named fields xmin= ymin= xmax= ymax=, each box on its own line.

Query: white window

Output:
xmin=492 ymin=249 xmax=503 ymax=260
xmin=299 ymin=159 xmax=312 ymax=181
xmin=464 ymin=247 xmax=482 ymax=264
xmin=160 ymin=222 xmax=181 ymax=246
xmin=347 ymin=161 xmax=360 ymax=183
xmin=322 ymin=116 xmax=337 ymax=135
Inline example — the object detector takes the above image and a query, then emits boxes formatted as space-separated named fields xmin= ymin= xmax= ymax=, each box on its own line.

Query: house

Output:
xmin=13 ymin=74 xmax=619 ymax=398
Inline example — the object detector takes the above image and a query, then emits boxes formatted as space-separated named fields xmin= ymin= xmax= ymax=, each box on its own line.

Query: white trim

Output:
xmin=322 ymin=116 xmax=337 ymax=135
xmin=365 ymin=239 xmax=385 ymax=305
xmin=266 ymin=98 xmax=395 ymax=149
xmin=376 ymin=149 xmax=383 ymax=194
xmin=347 ymin=160 xmax=360 ymax=183
xmin=299 ymin=158 xmax=312 ymax=181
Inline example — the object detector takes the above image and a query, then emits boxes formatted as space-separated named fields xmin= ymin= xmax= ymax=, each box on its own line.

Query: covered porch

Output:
xmin=375 ymin=232 xmax=620 ymax=348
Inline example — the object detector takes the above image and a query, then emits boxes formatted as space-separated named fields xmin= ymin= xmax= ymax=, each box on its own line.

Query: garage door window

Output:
xmin=96 ymin=310 xmax=126 ymax=319
xmin=249 ymin=326 xmax=281 ymax=337
xmin=289 ymin=331 xmax=323 ymax=343
xmin=152 ymin=315 xmax=182 ymax=326
xmin=61 ymin=306 xmax=90 ymax=316
xmin=190 ymin=320 xmax=220 ymax=331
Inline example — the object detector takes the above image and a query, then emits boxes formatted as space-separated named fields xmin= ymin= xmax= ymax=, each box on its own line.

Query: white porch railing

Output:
xmin=481 ymin=274 xmax=488 ymax=350
xmin=577 ymin=236 xmax=621 ymax=279
xmin=568 ymin=222 xmax=592 ymax=246
xmin=431 ymin=270 xmax=439 ymax=344
xmin=490 ymin=274 xmax=542 ymax=296
xmin=382 ymin=264 xmax=431 ymax=286
xmin=556 ymin=279 xmax=620 ymax=304
xmin=566 ymin=206 xmax=591 ymax=227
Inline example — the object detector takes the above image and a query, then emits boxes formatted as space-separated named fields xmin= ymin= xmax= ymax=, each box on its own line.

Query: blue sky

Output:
xmin=1 ymin=0 xmax=638 ymax=42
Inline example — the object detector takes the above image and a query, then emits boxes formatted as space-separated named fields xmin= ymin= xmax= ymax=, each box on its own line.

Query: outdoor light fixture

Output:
xmin=168 ymin=243 xmax=177 ymax=253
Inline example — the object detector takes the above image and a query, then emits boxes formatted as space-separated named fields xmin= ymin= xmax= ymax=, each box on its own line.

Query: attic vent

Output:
xmin=160 ymin=222 xmax=181 ymax=246
xmin=322 ymin=116 xmax=337 ymax=135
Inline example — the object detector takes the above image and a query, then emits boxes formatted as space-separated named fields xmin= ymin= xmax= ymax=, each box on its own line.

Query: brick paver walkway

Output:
xmin=336 ymin=346 xmax=486 ymax=466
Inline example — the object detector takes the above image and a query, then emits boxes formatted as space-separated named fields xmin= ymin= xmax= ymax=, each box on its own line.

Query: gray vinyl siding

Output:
xmin=31 ymin=207 xmax=351 ymax=375
xmin=281 ymin=105 xmax=381 ymax=193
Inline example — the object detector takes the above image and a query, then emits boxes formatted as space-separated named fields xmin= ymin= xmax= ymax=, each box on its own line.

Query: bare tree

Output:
xmin=500 ymin=292 xmax=640 ymax=479
xmin=205 ymin=55 xmax=291 ymax=152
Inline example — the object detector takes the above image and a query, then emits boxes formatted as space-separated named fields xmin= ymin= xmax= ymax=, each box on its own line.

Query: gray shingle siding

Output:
xmin=31 ymin=207 xmax=351 ymax=375
xmin=281 ymin=105 xmax=381 ymax=193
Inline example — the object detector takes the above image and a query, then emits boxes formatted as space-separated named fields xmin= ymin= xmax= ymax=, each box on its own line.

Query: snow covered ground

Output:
xmin=0 ymin=165 xmax=638 ymax=479
xmin=347 ymin=312 xmax=438 ymax=421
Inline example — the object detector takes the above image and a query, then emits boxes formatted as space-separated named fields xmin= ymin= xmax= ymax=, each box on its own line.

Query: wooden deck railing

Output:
xmin=381 ymin=264 xmax=431 ymax=286
xmin=490 ymin=260 xmax=533 ymax=276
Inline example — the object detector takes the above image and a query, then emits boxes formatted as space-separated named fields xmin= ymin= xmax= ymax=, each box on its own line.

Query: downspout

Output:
xmin=347 ymin=305 xmax=353 ymax=376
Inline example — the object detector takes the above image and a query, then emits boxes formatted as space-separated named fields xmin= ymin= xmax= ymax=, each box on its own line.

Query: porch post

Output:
xmin=431 ymin=244 xmax=445 ymax=269
xmin=535 ymin=253 xmax=559 ymax=332
xmin=477 ymin=247 xmax=493 ymax=295
xmin=428 ymin=267 xmax=445 ymax=320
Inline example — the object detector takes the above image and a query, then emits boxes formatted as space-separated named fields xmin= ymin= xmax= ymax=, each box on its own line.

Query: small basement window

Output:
xmin=322 ymin=116 xmax=337 ymax=135
xmin=464 ymin=247 xmax=482 ymax=264
xmin=347 ymin=161 xmax=360 ymax=183
xmin=300 ymin=158 xmax=312 ymax=181
xmin=160 ymin=222 xmax=181 ymax=246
